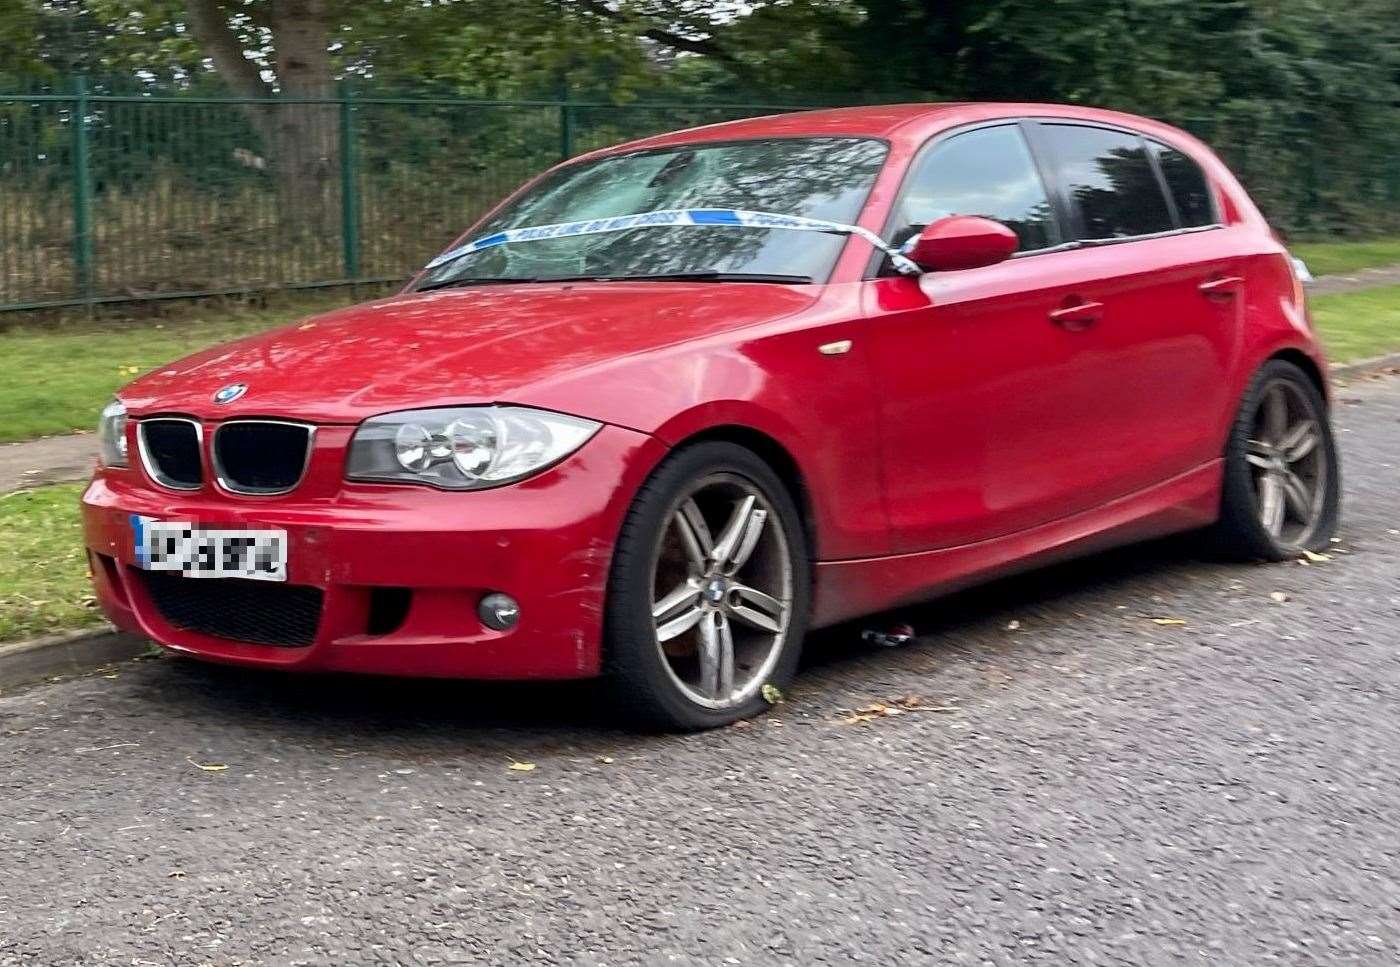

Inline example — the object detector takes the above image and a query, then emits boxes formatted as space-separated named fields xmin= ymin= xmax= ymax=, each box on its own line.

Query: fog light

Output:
xmin=478 ymin=592 xmax=520 ymax=631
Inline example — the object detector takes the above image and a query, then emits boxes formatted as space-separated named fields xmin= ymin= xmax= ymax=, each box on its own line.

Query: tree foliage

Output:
xmin=9 ymin=0 xmax=1397 ymax=115
xmin=4 ymin=0 xmax=1398 ymax=233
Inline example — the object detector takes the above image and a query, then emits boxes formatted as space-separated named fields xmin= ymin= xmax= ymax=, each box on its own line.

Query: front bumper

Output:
xmin=81 ymin=424 xmax=664 ymax=679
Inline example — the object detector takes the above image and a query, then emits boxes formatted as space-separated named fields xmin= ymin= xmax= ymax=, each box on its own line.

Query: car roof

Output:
xmin=593 ymin=102 xmax=1198 ymax=156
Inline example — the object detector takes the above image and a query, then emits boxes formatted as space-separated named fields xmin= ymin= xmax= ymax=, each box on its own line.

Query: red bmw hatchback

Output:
xmin=83 ymin=103 xmax=1339 ymax=729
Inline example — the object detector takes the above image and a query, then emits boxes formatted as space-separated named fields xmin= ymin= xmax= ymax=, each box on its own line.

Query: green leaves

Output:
xmin=12 ymin=0 xmax=1397 ymax=123
xmin=4 ymin=0 xmax=1396 ymax=236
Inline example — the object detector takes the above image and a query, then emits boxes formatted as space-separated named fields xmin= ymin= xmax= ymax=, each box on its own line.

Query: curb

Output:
xmin=1331 ymin=351 xmax=1400 ymax=382
xmin=0 ymin=627 xmax=153 ymax=693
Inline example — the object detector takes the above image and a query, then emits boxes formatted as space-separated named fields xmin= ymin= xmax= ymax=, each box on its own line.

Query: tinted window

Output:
xmin=417 ymin=137 xmax=889 ymax=287
xmin=1153 ymin=142 xmax=1216 ymax=228
xmin=1041 ymin=125 xmax=1174 ymax=240
xmin=890 ymin=125 xmax=1058 ymax=254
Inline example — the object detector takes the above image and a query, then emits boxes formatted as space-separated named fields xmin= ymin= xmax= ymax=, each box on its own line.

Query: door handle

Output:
xmin=1199 ymin=276 xmax=1244 ymax=299
xmin=1049 ymin=299 xmax=1104 ymax=330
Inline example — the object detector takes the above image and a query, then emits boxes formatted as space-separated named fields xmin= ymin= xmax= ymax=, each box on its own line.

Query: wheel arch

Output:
xmin=1268 ymin=347 xmax=1330 ymax=406
xmin=666 ymin=424 xmax=820 ymax=560
xmin=1214 ymin=343 xmax=1331 ymax=462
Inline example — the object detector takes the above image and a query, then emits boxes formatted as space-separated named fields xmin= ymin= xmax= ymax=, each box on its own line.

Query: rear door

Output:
xmin=1021 ymin=121 xmax=1240 ymax=504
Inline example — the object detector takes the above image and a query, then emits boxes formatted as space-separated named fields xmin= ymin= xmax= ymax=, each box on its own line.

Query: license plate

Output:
xmin=133 ymin=515 xmax=287 ymax=582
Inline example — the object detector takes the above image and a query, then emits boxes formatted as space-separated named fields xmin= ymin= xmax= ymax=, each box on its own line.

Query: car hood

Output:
xmin=119 ymin=282 xmax=821 ymax=424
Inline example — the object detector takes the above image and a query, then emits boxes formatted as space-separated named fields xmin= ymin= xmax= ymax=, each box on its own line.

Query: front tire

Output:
xmin=602 ymin=441 xmax=811 ymax=730
xmin=1213 ymin=359 xmax=1341 ymax=560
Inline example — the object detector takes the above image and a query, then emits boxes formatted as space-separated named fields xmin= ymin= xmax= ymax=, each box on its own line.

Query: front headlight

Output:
xmin=346 ymin=406 xmax=601 ymax=490
xmin=97 ymin=398 xmax=129 ymax=467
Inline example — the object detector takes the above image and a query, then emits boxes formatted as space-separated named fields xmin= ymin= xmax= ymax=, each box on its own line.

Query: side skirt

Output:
xmin=810 ymin=460 xmax=1223 ymax=628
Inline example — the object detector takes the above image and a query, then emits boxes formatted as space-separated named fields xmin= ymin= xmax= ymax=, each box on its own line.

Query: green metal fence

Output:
xmin=0 ymin=80 xmax=800 ymax=312
xmin=2 ymin=79 xmax=1398 ymax=313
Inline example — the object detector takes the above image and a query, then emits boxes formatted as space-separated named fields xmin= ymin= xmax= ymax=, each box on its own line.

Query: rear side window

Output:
xmin=1152 ymin=142 xmax=1216 ymax=228
xmin=1040 ymin=125 xmax=1174 ymax=240
xmin=889 ymin=124 xmax=1059 ymax=254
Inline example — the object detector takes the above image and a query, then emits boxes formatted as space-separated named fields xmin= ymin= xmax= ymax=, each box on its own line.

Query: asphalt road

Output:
xmin=4 ymin=376 xmax=1400 ymax=967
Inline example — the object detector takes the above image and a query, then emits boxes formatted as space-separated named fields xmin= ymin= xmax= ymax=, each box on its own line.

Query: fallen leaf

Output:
xmin=1151 ymin=618 xmax=1187 ymax=626
xmin=1269 ymin=591 xmax=1290 ymax=604
xmin=507 ymin=761 xmax=536 ymax=772
xmin=1300 ymin=550 xmax=1332 ymax=563
xmin=843 ymin=703 xmax=896 ymax=724
xmin=74 ymin=741 xmax=139 ymax=753
xmin=840 ymin=695 xmax=960 ymax=724
xmin=597 ymin=756 xmax=615 ymax=764
xmin=185 ymin=756 xmax=228 ymax=772
xmin=761 ymin=683 xmax=783 ymax=705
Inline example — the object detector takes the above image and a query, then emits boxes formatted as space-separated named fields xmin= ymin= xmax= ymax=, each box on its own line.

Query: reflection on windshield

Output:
xmin=417 ymin=138 xmax=889 ymax=288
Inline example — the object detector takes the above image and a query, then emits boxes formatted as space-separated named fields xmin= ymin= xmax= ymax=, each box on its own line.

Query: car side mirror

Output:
xmin=905 ymin=215 xmax=1019 ymax=272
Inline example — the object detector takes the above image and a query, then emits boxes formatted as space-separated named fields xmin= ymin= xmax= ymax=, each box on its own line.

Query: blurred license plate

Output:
xmin=133 ymin=515 xmax=287 ymax=582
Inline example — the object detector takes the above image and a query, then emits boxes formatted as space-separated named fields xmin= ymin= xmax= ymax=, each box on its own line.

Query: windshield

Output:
xmin=416 ymin=137 xmax=889 ymax=288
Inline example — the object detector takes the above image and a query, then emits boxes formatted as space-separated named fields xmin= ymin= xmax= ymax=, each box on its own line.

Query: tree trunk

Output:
xmin=268 ymin=0 xmax=338 ymax=232
xmin=184 ymin=0 xmax=277 ymax=146
xmin=185 ymin=0 xmax=338 ymax=236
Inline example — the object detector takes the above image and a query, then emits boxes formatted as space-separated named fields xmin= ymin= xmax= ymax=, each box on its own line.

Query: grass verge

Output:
xmin=1292 ymin=237 xmax=1400 ymax=278
xmin=1311 ymin=284 xmax=1400 ymax=364
xmin=0 ymin=291 xmax=368 ymax=444
xmin=0 ymin=484 xmax=101 ymax=642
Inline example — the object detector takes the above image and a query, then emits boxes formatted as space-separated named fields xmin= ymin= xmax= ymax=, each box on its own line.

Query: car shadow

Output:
xmin=800 ymin=532 xmax=1210 ymax=674
xmin=139 ymin=655 xmax=618 ymax=734
xmin=130 ymin=532 xmax=1220 ymax=745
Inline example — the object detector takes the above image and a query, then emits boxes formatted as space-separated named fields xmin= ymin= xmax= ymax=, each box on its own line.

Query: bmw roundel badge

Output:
xmin=213 ymin=383 xmax=248 ymax=405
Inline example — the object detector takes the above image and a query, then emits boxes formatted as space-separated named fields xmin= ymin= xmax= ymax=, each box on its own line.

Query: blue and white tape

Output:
xmin=423 ymin=208 xmax=921 ymax=276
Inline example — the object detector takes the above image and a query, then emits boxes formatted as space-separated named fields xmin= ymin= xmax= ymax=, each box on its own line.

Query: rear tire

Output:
xmin=602 ymin=441 xmax=811 ymax=731
xmin=1212 ymin=359 xmax=1340 ymax=560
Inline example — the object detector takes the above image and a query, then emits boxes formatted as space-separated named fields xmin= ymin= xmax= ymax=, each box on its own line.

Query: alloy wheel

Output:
xmin=649 ymin=473 xmax=793 ymax=709
xmin=1246 ymin=379 xmax=1327 ymax=548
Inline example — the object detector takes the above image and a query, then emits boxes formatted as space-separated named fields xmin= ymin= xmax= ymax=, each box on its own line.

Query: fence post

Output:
xmin=559 ymin=98 xmax=574 ymax=162
xmin=1303 ymin=133 xmax=1322 ymax=234
xmin=70 ymin=74 xmax=94 ymax=303
xmin=1390 ymin=143 xmax=1400 ymax=209
xmin=339 ymin=79 xmax=361 ymax=281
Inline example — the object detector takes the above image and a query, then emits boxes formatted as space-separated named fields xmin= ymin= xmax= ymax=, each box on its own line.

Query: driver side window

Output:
xmin=890 ymin=124 xmax=1060 ymax=254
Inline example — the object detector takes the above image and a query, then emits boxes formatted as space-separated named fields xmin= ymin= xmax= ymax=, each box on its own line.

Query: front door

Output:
xmin=866 ymin=121 xmax=1236 ymax=554
xmin=865 ymin=123 xmax=1097 ymax=553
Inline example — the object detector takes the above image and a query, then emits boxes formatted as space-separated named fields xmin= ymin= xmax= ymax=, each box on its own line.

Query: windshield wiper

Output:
xmin=416 ymin=277 xmax=541 ymax=292
xmin=419 ymin=271 xmax=812 ymax=291
xmin=566 ymin=272 xmax=813 ymax=284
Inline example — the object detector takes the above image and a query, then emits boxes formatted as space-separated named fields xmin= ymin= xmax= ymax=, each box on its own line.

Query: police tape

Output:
xmin=423 ymin=208 xmax=922 ymax=276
